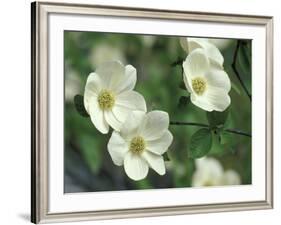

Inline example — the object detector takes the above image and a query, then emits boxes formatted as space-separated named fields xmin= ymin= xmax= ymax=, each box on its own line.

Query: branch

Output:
xmin=170 ymin=121 xmax=251 ymax=138
xmin=232 ymin=40 xmax=252 ymax=101
xmin=224 ymin=128 xmax=251 ymax=137
xmin=170 ymin=121 xmax=209 ymax=128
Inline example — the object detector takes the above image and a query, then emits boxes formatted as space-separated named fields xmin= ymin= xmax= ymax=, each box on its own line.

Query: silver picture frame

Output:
xmin=31 ymin=1 xmax=273 ymax=223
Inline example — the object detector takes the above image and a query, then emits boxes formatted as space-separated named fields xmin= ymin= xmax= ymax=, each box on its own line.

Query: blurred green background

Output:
xmin=64 ymin=31 xmax=252 ymax=193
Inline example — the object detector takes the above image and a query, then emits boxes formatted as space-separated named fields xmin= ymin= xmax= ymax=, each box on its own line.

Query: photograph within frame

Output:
xmin=64 ymin=31 xmax=252 ymax=193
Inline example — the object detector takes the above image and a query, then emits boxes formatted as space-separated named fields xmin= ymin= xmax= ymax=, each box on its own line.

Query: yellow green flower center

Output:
xmin=192 ymin=77 xmax=206 ymax=95
xmin=98 ymin=90 xmax=115 ymax=110
xmin=130 ymin=136 xmax=146 ymax=154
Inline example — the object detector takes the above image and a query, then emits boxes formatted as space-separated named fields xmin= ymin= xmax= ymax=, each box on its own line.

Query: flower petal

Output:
xmin=195 ymin=157 xmax=224 ymax=173
xmin=88 ymin=97 xmax=109 ymax=134
xmin=190 ymin=86 xmax=230 ymax=112
xmin=107 ymin=131 xmax=129 ymax=166
xmin=182 ymin=48 xmax=210 ymax=79
xmin=205 ymin=67 xmax=231 ymax=92
xmin=142 ymin=151 xmax=166 ymax=175
xmin=140 ymin=111 xmax=169 ymax=141
xmin=188 ymin=38 xmax=224 ymax=66
xmin=124 ymin=152 xmax=149 ymax=181
xmin=104 ymin=110 xmax=122 ymax=131
xmin=115 ymin=91 xmax=147 ymax=112
xmin=95 ymin=61 xmax=125 ymax=90
xmin=222 ymin=170 xmax=241 ymax=185
xmin=84 ymin=72 xmax=103 ymax=112
xmin=113 ymin=65 xmax=137 ymax=94
xmin=112 ymin=105 xmax=131 ymax=124
xmin=146 ymin=130 xmax=173 ymax=155
xmin=179 ymin=37 xmax=190 ymax=53
xmin=183 ymin=72 xmax=192 ymax=93
xmin=119 ymin=110 xmax=146 ymax=140
xmin=192 ymin=157 xmax=224 ymax=186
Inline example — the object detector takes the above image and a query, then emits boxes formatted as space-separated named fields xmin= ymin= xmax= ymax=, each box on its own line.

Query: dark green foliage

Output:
xmin=189 ymin=128 xmax=212 ymax=158
xmin=74 ymin=95 xmax=89 ymax=117
xmin=206 ymin=109 xmax=229 ymax=129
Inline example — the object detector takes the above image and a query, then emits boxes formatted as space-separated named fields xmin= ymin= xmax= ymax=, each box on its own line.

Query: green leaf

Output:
xmin=78 ymin=134 xmax=102 ymax=173
xmin=178 ymin=96 xmax=190 ymax=109
xmin=74 ymin=95 xmax=89 ymax=117
xmin=206 ymin=109 xmax=229 ymax=129
xmin=189 ymin=128 xmax=212 ymax=158
xmin=209 ymin=131 xmax=225 ymax=155
xmin=231 ymin=82 xmax=241 ymax=95
xmin=238 ymin=41 xmax=251 ymax=76
xmin=219 ymin=131 xmax=237 ymax=154
xmin=209 ymin=130 xmax=236 ymax=156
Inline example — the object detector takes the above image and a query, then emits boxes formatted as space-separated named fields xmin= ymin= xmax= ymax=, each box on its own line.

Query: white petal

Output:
xmin=192 ymin=157 xmax=224 ymax=186
xmin=95 ymin=61 xmax=125 ymax=90
xmin=119 ymin=110 xmax=146 ymax=139
xmin=124 ymin=152 xmax=149 ymax=181
xmin=115 ymin=91 xmax=147 ymax=112
xmin=107 ymin=131 xmax=129 ymax=166
xmin=146 ymin=130 xmax=173 ymax=155
xmin=209 ymin=38 xmax=233 ymax=51
xmin=112 ymin=105 xmax=131 ymax=124
xmin=205 ymin=67 xmax=231 ymax=92
xmin=88 ymin=97 xmax=109 ymax=134
xmin=190 ymin=87 xmax=230 ymax=112
xmin=183 ymin=72 xmax=192 ymax=93
xmin=195 ymin=157 xmax=224 ymax=174
xmin=140 ymin=111 xmax=169 ymax=141
xmin=205 ymin=87 xmax=231 ymax=111
xmin=113 ymin=65 xmax=137 ymax=94
xmin=188 ymin=38 xmax=224 ymax=66
xmin=104 ymin=110 xmax=122 ymax=131
xmin=84 ymin=72 xmax=103 ymax=112
xmin=192 ymin=170 xmax=222 ymax=187
xmin=222 ymin=170 xmax=241 ymax=185
xmin=182 ymin=48 xmax=210 ymax=79
xmin=179 ymin=37 xmax=189 ymax=53
xmin=142 ymin=151 xmax=166 ymax=175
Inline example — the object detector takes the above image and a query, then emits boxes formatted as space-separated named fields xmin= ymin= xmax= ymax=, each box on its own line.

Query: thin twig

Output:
xmin=170 ymin=121 xmax=251 ymax=138
xmin=225 ymin=128 xmax=252 ymax=137
xmin=232 ymin=40 xmax=252 ymax=101
xmin=170 ymin=121 xmax=209 ymax=128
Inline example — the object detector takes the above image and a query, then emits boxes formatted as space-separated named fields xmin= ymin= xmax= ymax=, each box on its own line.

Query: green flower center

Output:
xmin=192 ymin=77 xmax=206 ymax=95
xmin=130 ymin=136 xmax=146 ymax=154
xmin=98 ymin=90 xmax=115 ymax=110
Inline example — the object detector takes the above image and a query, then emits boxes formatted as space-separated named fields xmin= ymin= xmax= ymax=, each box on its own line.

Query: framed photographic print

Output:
xmin=31 ymin=1 xmax=273 ymax=223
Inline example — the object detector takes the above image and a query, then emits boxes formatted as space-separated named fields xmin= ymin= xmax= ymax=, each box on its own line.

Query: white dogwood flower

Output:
xmin=182 ymin=48 xmax=231 ymax=112
xmin=107 ymin=110 xmax=173 ymax=181
xmin=84 ymin=61 xmax=147 ymax=134
xmin=180 ymin=37 xmax=224 ymax=67
xmin=192 ymin=157 xmax=241 ymax=187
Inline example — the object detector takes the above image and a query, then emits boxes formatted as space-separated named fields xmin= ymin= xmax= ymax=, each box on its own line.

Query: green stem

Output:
xmin=170 ymin=121 xmax=251 ymax=138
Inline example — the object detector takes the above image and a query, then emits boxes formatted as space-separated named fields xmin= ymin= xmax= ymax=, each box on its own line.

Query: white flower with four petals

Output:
xmin=107 ymin=110 xmax=173 ymax=181
xmin=84 ymin=61 xmax=147 ymax=134
xmin=182 ymin=48 xmax=231 ymax=112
